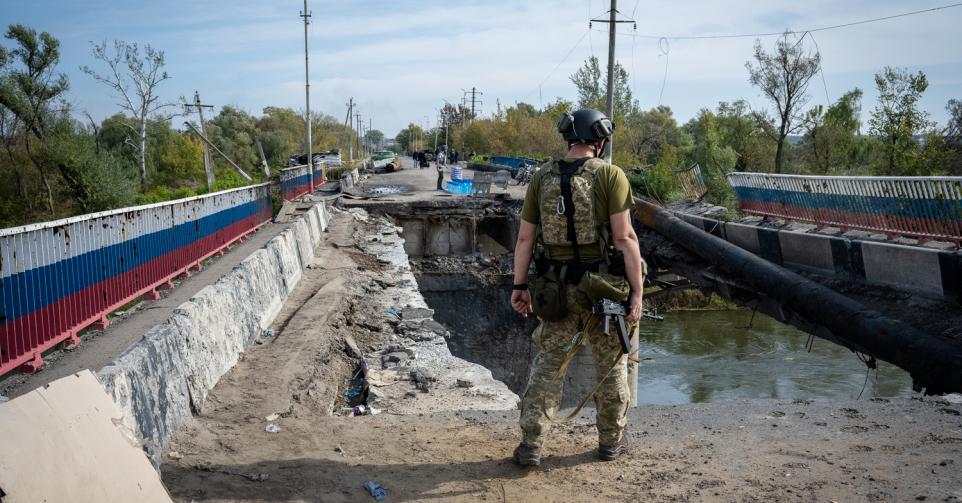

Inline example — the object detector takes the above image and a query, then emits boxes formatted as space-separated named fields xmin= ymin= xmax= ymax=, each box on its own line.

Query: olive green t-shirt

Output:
xmin=520 ymin=157 xmax=633 ymax=261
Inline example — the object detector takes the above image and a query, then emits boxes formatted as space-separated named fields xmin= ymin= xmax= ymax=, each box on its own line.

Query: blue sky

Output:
xmin=2 ymin=0 xmax=961 ymax=137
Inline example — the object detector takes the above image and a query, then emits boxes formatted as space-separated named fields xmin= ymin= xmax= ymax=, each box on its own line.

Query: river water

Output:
xmin=636 ymin=310 xmax=916 ymax=404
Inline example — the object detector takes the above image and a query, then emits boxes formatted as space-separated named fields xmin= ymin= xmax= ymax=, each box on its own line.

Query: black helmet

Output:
xmin=557 ymin=108 xmax=614 ymax=143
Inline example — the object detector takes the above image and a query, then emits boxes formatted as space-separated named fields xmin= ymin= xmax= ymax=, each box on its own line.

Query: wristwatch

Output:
xmin=512 ymin=283 xmax=528 ymax=291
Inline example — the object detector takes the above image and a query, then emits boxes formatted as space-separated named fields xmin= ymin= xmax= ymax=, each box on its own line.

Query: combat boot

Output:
xmin=597 ymin=440 xmax=624 ymax=461
xmin=513 ymin=443 xmax=541 ymax=467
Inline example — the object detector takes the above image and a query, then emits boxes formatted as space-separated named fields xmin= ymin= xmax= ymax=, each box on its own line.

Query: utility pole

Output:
xmin=300 ymin=0 xmax=314 ymax=191
xmin=468 ymin=87 xmax=482 ymax=120
xmin=591 ymin=0 xmax=634 ymax=161
xmin=355 ymin=111 xmax=362 ymax=158
xmin=184 ymin=91 xmax=215 ymax=191
xmin=344 ymin=98 xmax=354 ymax=162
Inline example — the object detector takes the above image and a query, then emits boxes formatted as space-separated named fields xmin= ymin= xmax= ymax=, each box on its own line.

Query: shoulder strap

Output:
xmin=556 ymin=158 xmax=591 ymax=262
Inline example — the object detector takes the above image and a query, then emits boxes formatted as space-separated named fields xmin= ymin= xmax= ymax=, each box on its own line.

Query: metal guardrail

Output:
xmin=675 ymin=163 xmax=708 ymax=200
xmin=280 ymin=164 xmax=313 ymax=200
xmin=728 ymin=172 xmax=962 ymax=245
xmin=0 ymin=183 xmax=272 ymax=376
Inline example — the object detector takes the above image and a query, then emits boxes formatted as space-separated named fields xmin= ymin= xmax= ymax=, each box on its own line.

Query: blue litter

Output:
xmin=364 ymin=481 xmax=387 ymax=501
xmin=263 ymin=329 xmax=275 ymax=338
xmin=387 ymin=309 xmax=401 ymax=319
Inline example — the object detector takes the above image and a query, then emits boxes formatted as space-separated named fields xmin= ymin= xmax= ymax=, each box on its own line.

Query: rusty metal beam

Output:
xmin=633 ymin=197 xmax=962 ymax=394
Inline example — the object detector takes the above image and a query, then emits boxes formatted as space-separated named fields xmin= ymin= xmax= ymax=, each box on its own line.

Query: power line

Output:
xmin=535 ymin=28 xmax=591 ymax=91
xmin=593 ymin=2 xmax=962 ymax=40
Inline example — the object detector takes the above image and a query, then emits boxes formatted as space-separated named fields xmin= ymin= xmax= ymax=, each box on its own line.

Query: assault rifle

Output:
xmin=592 ymin=299 xmax=665 ymax=354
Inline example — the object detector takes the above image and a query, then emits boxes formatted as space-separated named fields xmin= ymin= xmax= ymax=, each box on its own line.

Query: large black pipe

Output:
xmin=633 ymin=198 xmax=962 ymax=394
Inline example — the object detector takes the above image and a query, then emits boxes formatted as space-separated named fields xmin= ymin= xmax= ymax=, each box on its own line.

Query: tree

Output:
xmin=364 ymin=129 xmax=384 ymax=149
xmin=0 ymin=24 xmax=69 ymax=213
xmin=82 ymin=41 xmax=180 ymax=187
xmin=867 ymin=67 xmax=933 ymax=175
xmin=801 ymin=89 xmax=864 ymax=174
xmin=623 ymin=106 xmax=688 ymax=166
xmin=569 ymin=56 xmax=636 ymax=119
xmin=947 ymin=99 xmax=961 ymax=142
xmin=745 ymin=32 xmax=821 ymax=173
xmin=683 ymin=110 xmax=738 ymax=208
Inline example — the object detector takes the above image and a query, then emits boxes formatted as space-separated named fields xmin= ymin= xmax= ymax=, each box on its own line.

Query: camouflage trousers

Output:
xmin=519 ymin=288 xmax=630 ymax=448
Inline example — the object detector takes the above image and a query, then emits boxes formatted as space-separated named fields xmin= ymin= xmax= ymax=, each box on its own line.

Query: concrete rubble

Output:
xmin=351 ymin=210 xmax=520 ymax=415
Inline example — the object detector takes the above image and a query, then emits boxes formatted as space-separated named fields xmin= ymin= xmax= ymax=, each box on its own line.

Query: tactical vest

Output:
xmin=536 ymin=157 xmax=610 ymax=262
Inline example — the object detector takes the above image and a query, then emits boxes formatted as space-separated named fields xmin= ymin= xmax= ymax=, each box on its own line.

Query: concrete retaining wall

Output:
xmin=673 ymin=212 xmax=962 ymax=302
xmin=97 ymin=203 xmax=331 ymax=464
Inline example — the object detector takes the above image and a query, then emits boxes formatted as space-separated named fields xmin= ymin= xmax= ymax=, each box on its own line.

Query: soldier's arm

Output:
xmin=511 ymin=220 xmax=538 ymax=317
xmin=610 ymin=209 xmax=644 ymax=322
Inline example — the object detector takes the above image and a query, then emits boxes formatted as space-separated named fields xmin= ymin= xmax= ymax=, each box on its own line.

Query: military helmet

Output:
xmin=557 ymin=108 xmax=614 ymax=143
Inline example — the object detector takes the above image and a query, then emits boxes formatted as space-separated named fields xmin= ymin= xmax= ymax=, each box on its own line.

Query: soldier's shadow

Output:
xmin=162 ymin=450 xmax=597 ymax=502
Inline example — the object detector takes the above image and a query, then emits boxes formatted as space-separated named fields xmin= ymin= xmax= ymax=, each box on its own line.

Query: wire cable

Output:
xmin=536 ymin=28 xmax=591 ymax=91
xmin=590 ymin=2 xmax=962 ymax=40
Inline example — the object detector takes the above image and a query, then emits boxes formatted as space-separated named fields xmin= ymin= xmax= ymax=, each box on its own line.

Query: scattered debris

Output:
xmin=344 ymin=335 xmax=363 ymax=359
xmin=194 ymin=463 xmax=270 ymax=482
xmin=410 ymin=367 xmax=435 ymax=393
xmin=0 ymin=395 xmax=8 ymax=403
xmin=353 ymin=405 xmax=367 ymax=416
xmin=265 ymin=413 xmax=280 ymax=422
xmin=364 ymin=481 xmax=388 ymax=501
xmin=334 ymin=445 xmax=345 ymax=454
xmin=457 ymin=378 xmax=474 ymax=388
xmin=265 ymin=423 xmax=281 ymax=433
xmin=263 ymin=329 xmax=275 ymax=338
xmin=167 ymin=451 xmax=183 ymax=460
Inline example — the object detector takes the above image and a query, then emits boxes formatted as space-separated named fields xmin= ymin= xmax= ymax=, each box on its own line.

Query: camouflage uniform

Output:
xmin=519 ymin=285 xmax=630 ymax=448
xmin=519 ymin=157 xmax=633 ymax=449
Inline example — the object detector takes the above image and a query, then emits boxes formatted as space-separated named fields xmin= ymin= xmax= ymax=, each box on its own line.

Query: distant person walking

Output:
xmin=436 ymin=146 xmax=446 ymax=190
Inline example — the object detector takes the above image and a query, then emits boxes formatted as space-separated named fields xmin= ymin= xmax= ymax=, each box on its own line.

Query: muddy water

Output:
xmin=636 ymin=310 xmax=916 ymax=404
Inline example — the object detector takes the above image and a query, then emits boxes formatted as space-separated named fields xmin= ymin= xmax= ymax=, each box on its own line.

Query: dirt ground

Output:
xmin=159 ymin=205 xmax=962 ymax=503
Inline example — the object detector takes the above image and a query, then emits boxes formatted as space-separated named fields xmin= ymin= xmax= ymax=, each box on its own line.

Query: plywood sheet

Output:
xmin=0 ymin=370 xmax=173 ymax=503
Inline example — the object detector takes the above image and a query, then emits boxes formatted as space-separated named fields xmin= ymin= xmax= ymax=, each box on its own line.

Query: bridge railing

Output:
xmin=675 ymin=163 xmax=708 ymax=201
xmin=280 ymin=164 xmax=312 ymax=200
xmin=0 ymin=183 xmax=272 ymax=376
xmin=727 ymin=172 xmax=962 ymax=245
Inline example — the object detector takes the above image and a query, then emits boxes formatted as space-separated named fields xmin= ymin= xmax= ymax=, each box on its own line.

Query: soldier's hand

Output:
xmin=512 ymin=290 xmax=533 ymax=318
xmin=625 ymin=290 xmax=643 ymax=323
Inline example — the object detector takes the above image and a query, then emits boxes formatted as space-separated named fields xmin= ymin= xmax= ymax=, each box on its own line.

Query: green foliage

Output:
xmin=630 ymin=144 xmax=679 ymax=203
xmin=569 ymin=56 xmax=635 ymax=119
xmin=683 ymin=110 xmax=737 ymax=209
xmin=798 ymin=89 xmax=865 ymax=174
xmin=868 ymin=67 xmax=934 ymax=175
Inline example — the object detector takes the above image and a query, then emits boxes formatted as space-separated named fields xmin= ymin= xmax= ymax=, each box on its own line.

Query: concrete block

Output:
xmin=98 ymin=323 xmax=191 ymax=464
xmin=779 ymin=231 xmax=835 ymax=274
xmin=724 ymin=223 xmax=760 ymax=254
xmin=399 ymin=219 xmax=425 ymax=257
xmin=98 ymin=201 xmax=331 ymax=464
xmin=448 ymin=217 xmax=474 ymax=255
xmin=861 ymin=241 xmax=944 ymax=297
xmin=425 ymin=220 xmax=450 ymax=256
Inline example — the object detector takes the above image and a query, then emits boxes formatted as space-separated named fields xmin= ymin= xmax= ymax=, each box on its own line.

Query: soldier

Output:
xmin=510 ymin=108 xmax=645 ymax=466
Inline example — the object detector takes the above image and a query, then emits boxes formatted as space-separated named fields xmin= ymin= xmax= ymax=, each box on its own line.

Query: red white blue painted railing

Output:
xmin=0 ymin=183 xmax=272 ymax=376
xmin=728 ymin=172 xmax=962 ymax=246
xmin=280 ymin=164 xmax=313 ymax=200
